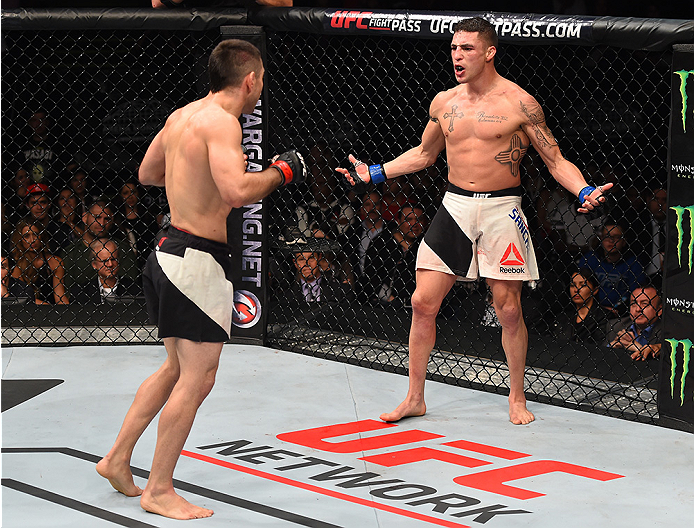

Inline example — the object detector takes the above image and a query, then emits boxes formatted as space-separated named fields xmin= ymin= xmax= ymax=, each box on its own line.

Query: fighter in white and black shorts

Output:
xmin=416 ymin=183 xmax=540 ymax=282
xmin=143 ymin=226 xmax=234 ymax=343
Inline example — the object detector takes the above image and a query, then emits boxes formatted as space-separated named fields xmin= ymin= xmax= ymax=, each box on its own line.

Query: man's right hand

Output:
xmin=269 ymin=149 xmax=307 ymax=186
xmin=336 ymin=154 xmax=372 ymax=194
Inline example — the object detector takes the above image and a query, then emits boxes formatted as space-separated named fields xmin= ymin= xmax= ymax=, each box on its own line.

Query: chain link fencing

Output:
xmin=264 ymin=30 xmax=671 ymax=424
xmin=0 ymin=9 xmax=678 ymax=425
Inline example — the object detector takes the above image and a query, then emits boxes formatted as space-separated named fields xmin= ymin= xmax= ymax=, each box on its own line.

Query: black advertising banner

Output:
xmin=659 ymin=44 xmax=694 ymax=425
xmin=320 ymin=11 xmax=593 ymax=44
xmin=222 ymin=27 xmax=268 ymax=344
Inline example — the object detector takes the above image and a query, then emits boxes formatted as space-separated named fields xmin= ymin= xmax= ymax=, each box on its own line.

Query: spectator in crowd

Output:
xmin=311 ymin=226 xmax=355 ymax=286
xmin=55 ymin=188 xmax=85 ymax=246
xmin=350 ymin=190 xmax=387 ymax=278
xmin=578 ymin=218 xmax=646 ymax=316
xmin=288 ymin=240 xmax=354 ymax=304
xmin=536 ymin=178 xmax=600 ymax=265
xmin=18 ymin=108 xmax=70 ymax=186
xmin=23 ymin=183 xmax=73 ymax=255
xmin=359 ymin=203 xmax=427 ymax=307
xmin=551 ymin=267 xmax=609 ymax=344
xmin=643 ymin=186 xmax=667 ymax=285
xmin=1 ymin=254 xmax=35 ymax=302
xmin=116 ymin=180 xmax=158 ymax=268
xmin=67 ymin=166 xmax=98 ymax=213
xmin=9 ymin=219 xmax=69 ymax=304
xmin=295 ymin=141 xmax=355 ymax=240
xmin=69 ymin=238 xmax=142 ymax=304
xmin=62 ymin=199 xmax=138 ymax=289
xmin=606 ymin=284 xmax=663 ymax=361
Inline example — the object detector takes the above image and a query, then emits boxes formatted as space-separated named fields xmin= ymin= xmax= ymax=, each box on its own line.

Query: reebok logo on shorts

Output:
xmin=500 ymin=243 xmax=525 ymax=265
xmin=500 ymin=243 xmax=526 ymax=273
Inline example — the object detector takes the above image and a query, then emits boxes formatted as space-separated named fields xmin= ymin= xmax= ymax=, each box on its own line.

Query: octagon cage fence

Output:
xmin=2 ymin=8 xmax=692 ymax=428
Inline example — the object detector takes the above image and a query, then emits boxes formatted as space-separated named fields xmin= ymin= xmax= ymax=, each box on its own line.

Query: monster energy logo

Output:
xmin=666 ymin=338 xmax=693 ymax=406
xmin=674 ymin=70 xmax=693 ymax=132
xmin=671 ymin=205 xmax=694 ymax=273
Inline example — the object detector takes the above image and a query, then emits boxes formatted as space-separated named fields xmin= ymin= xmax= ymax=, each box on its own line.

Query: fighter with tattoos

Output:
xmin=337 ymin=17 xmax=611 ymax=425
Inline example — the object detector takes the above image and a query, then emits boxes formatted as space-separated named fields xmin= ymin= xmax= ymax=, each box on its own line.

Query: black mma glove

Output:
xmin=342 ymin=166 xmax=369 ymax=195
xmin=340 ymin=156 xmax=387 ymax=195
xmin=269 ymin=149 xmax=307 ymax=186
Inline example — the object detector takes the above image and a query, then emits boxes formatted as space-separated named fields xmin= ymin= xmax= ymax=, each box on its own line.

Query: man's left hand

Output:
xmin=578 ymin=183 xmax=614 ymax=213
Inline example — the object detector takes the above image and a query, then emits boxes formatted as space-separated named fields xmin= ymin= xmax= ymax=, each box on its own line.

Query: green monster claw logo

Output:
xmin=671 ymin=205 xmax=694 ymax=273
xmin=666 ymin=338 xmax=693 ymax=406
xmin=674 ymin=70 xmax=693 ymax=132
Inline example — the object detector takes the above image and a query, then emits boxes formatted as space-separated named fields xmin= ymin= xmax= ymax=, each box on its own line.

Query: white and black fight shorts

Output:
xmin=417 ymin=184 xmax=540 ymax=281
xmin=143 ymin=226 xmax=234 ymax=342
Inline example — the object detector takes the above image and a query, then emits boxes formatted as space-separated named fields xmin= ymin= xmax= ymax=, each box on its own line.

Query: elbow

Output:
xmin=222 ymin=190 xmax=245 ymax=209
xmin=138 ymin=164 xmax=164 ymax=187
xmin=418 ymin=148 xmax=439 ymax=169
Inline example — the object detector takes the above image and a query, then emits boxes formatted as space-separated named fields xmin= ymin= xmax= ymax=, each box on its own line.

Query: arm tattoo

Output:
xmin=495 ymin=133 xmax=528 ymax=177
xmin=520 ymin=100 xmax=557 ymax=148
xmin=429 ymin=115 xmax=439 ymax=123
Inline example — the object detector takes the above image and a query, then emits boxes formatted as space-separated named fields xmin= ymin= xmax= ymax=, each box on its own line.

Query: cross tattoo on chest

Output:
xmin=443 ymin=105 xmax=464 ymax=132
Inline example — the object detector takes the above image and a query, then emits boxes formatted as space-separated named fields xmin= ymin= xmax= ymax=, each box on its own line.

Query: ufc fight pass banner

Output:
xmin=223 ymin=27 xmax=269 ymax=344
xmin=659 ymin=45 xmax=694 ymax=425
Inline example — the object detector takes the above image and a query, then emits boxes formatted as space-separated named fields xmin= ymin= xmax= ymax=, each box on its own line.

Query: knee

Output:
xmin=197 ymin=369 xmax=218 ymax=401
xmin=494 ymin=298 xmax=523 ymax=328
xmin=410 ymin=288 xmax=441 ymax=318
xmin=160 ymin=359 xmax=180 ymax=383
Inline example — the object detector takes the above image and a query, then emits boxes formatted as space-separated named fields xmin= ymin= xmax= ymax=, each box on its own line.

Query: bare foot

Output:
xmin=140 ymin=489 xmax=213 ymax=520
xmin=509 ymin=401 xmax=535 ymax=425
xmin=380 ymin=398 xmax=426 ymax=422
xmin=96 ymin=457 xmax=143 ymax=497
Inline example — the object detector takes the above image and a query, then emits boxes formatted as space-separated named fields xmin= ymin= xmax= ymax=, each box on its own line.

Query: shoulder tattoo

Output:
xmin=520 ymin=100 xmax=557 ymax=148
xmin=495 ymin=133 xmax=529 ymax=177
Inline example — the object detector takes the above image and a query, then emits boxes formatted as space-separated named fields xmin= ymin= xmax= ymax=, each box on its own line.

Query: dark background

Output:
xmin=2 ymin=0 xmax=693 ymax=20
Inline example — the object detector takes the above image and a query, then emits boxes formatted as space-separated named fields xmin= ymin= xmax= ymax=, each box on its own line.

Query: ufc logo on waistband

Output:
xmin=473 ymin=193 xmax=492 ymax=199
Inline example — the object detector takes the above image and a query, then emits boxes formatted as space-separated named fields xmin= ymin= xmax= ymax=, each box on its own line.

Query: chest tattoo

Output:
xmin=476 ymin=111 xmax=509 ymax=123
xmin=443 ymin=104 xmax=464 ymax=132
xmin=495 ymin=133 xmax=528 ymax=177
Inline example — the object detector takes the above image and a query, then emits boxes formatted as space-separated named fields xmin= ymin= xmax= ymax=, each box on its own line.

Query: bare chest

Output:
xmin=437 ymin=100 xmax=522 ymax=143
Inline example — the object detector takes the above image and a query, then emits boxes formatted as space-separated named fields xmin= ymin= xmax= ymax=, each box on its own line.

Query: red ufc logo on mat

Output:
xmin=277 ymin=420 xmax=623 ymax=500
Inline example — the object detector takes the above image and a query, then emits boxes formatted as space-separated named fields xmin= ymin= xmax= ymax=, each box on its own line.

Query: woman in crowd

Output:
xmin=10 ymin=219 xmax=69 ymax=304
xmin=552 ymin=267 xmax=609 ymax=344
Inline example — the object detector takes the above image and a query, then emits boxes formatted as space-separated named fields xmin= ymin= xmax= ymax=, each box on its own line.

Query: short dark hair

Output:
xmin=208 ymin=39 xmax=263 ymax=93
xmin=452 ymin=17 xmax=498 ymax=48
xmin=571 ymin=266 xmax=600 ymax=290
xmin=400 ymin=202 xmax=425 ymax=216
xmin=88 ymin=199 xmax=114 ymax=215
